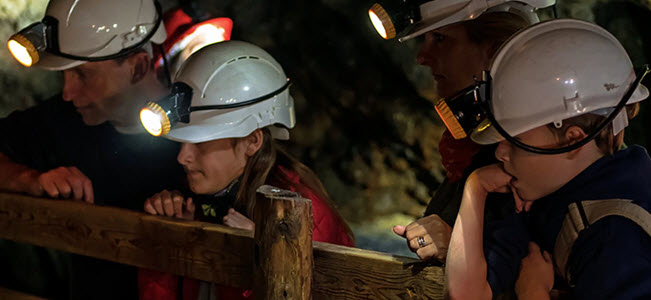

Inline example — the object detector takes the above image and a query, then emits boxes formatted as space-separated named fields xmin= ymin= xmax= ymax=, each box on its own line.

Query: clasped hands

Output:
xmin=144 ymin=189 xmax=255 ymax=231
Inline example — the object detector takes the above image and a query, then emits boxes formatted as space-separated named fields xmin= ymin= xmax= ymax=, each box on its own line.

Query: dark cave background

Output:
xmin=1 ymin=0 xmax=649 ymax=254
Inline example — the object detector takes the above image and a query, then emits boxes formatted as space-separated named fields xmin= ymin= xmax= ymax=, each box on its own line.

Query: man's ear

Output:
xmin=564 ymin=125 xmax=588 ymax=159
xmin=129 ymin=52 xmax=151 ymax=84
xmin=243 ymin=129 xmax=264 ymax=157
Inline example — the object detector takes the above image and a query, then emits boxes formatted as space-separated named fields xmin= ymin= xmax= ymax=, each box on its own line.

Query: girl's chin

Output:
xmin=188 ymin=182 xmax=208 ymax=195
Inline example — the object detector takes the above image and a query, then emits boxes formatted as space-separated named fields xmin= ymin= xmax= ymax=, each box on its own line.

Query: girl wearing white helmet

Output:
xmin=442 ymin=19 xmax=651 ymax=299
xmin=137 ymin=40 xmax=354 ymax=300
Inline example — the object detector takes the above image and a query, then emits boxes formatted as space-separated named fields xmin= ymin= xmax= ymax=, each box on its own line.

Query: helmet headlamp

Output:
xmin=140 ymin=82 xmax=193 ymax=136
xmin=7 ymin=1 xmax=163 ymax=68
xmin=434 ymin=74 xmax=490 ymax=139
xmin=368 ymin=1 xmax=423 ymax=40
xmin=7 ymin=20 xmax=53 ymax=67
xmin=141 ymin=79 xmax=292 ymax=137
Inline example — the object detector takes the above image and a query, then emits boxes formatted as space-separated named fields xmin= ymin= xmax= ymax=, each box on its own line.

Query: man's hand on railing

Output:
xmin=37 ymin=166 xmax=94 ymax=204
xmin=0 ymin=153 xmax=93 ymax=203
xmin=144 ymin=189 xmax=195 ymax=220
xmin=393 ymin=214 xmax=452 ymax=263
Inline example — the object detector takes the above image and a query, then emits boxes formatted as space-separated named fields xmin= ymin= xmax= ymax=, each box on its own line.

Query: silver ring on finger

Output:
xmin=417 ymin=236 xmax=427 ymax=248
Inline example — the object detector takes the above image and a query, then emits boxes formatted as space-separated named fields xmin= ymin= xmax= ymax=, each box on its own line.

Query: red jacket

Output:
xmin=139 ymin=165 xmax=353 ymax=300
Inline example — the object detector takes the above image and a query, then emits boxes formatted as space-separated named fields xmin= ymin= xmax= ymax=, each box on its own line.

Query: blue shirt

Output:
xmin=485 ymin=146 xmax=651 ymax=299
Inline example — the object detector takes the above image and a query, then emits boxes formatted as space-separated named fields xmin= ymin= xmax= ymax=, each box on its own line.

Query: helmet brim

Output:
xmin=472 ymin=83 xmax=650 ymax=145
xmin=35 ymin=51 xmax=85 ymax=71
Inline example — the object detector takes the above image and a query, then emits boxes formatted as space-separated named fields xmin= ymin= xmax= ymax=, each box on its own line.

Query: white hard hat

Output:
xmin=471 ymin=19 xmax=649 ymax=145
xmin=368 ymin=0 xmax=555 ymax=41
xmin=140 ymin=40 xmax=295 ymax=143
xmin=7 ymin=0 xmax=166 ymax=70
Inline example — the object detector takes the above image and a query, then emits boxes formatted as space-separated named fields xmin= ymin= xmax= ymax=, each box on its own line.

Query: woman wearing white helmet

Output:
xmin=389 ymin=3 xmax=548 ymax=262
xmin=137 ymin=40 xmax=354 ymax=300
xmin=443 ymin=19 xmax=651 ymax=299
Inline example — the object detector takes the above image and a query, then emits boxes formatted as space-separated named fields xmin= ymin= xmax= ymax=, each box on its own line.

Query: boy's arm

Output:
xmin=446 ymin=163 xmax=519 ymax=300
xmin=446 ymin=171 xmax=493 ymax=300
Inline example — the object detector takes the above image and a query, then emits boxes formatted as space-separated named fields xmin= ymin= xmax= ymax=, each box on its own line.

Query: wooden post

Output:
xmin=253 ymin=185 xmax=313 ymax=299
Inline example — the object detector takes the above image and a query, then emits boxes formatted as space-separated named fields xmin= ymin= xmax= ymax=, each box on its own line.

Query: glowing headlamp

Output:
xmin=368 ymin=0 xmax=423 ymax=40
xmin=140 ymin=82 xmax=193 ymax=136
xmin=141 ymin=79 xmax=293 ymax=137
xmin=7 ymin=20 xmax=53 ymax=67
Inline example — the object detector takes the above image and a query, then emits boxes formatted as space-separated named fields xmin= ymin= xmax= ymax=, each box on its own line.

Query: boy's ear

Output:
xmin=129 ymin=52 xmax=151 ymax=84
xmin=243 ymin=129 xmax=264 ymax=157
xmin=564 ymin=126 xmax=588 ymax=159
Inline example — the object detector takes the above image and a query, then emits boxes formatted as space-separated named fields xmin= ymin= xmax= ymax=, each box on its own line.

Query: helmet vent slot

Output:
xmin=227 ymin=56 xmax=260 ymax=64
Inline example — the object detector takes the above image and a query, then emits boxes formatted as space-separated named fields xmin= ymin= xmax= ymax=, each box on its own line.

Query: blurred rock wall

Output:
xmin=0 ymin=0 xmax=60 ymax=115
xmin=0 ymin=0 xmax=649 ymax=235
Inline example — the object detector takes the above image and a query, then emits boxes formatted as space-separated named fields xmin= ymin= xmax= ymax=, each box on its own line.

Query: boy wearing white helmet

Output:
xmin=138 ymin=41 xmax=354 ymax=300
xmin=442 ymin=19 xmax=651 ymax=299
xmin=0 ymin=0 xmax=186 ymax=298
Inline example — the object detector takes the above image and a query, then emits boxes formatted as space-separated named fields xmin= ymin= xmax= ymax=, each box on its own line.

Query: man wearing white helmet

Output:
xmin=0 ymin=0 xmax=186 ymax=298
xmin=368 ymin=0 xmax=556 ymax=262
xmin=138 ymin=40 xmax=354 ymax=300
xmin=442 ymin=19 xmax=651 ymax=299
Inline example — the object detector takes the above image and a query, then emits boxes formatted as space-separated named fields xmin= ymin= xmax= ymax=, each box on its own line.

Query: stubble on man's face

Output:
xmin=63 ymin=60 xmax=135 ymax=126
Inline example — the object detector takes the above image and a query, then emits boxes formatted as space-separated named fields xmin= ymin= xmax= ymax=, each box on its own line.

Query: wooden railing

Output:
xmin=0 ymin=190 xmax=445 ymax=299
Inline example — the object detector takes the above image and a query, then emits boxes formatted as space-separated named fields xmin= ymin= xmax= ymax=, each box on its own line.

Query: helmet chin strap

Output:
xmin=157 ymin=43 xmax=172 ymax=88
xmin=487 ymin=65 xmax=649 ymax=155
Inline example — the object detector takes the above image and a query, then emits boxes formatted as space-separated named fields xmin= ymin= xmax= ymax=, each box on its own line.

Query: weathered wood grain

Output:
xmin=0 ymin=193 xmax=254 ymax=288
xmin=0 ymin=192 xmax=445 ymax=298
xmin=254 ymin=186 xmax=313 ymax=299
xmin=313 ymin=242 xmax=445 ymax=299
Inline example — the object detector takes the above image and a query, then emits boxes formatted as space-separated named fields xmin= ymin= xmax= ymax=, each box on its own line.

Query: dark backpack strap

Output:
xmin=553 ymin=199 xmax=651 ymax=285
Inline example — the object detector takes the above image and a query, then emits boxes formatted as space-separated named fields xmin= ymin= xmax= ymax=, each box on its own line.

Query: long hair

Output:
xmin=234 ymin=128 xmax=355 ymax=242
xmin=462 ymin=12 xmax=530 ymax=58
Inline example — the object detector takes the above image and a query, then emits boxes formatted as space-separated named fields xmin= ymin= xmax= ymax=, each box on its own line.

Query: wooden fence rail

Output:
xmin=0 ymin=191 xmax=445 ymax=299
